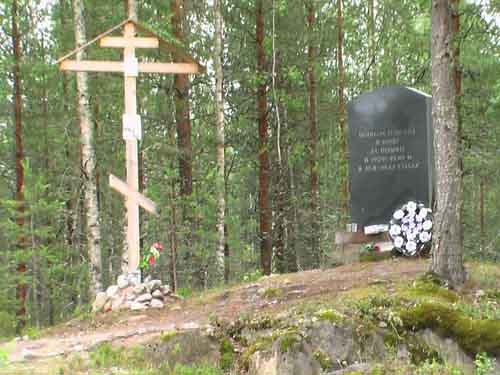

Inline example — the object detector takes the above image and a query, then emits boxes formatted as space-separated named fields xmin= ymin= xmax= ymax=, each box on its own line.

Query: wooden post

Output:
xmin=123 ymin=22 xmax=140 ymax=274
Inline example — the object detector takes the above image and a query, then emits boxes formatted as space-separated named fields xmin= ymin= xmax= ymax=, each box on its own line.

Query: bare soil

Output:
xmin=2 ymin=258 xmax=427 ymax=367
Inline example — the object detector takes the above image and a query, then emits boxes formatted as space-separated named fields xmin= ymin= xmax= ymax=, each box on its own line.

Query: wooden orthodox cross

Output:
xmin=58 ymin=19 xmax=202 ymax=282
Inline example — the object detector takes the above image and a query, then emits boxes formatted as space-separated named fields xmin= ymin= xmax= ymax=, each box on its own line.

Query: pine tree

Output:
xmin=430 ymin=0 xmax=466 ymax=286
xmin=11 ymin=0 xmax=27 ymax=330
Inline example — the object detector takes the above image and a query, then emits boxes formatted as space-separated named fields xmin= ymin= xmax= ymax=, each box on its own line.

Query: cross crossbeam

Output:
xmin=60 ymin=60 xmax=200 ymax=74
xmin=109 ymin=174 xmax=157 ymax=215
xmin=100 ymin=36 xmax=159 ymax=49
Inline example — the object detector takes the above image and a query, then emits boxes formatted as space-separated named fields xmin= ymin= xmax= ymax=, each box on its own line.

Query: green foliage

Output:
xmin=314 ymin=308 xmax=344 ymax=324
xmin=176 ymin=288 xmax=194 ymax=298
xmin=415 ymin=359 xmax=464 ymax=375
xmin=0 ymin=347 xmax=9 ymax=367
xmin=0 ymin=311 xmax=16 ymax=338
xmin=474 ymin=352 xmax=495 ymax=375
xmin=313 ymin=350 xmax=333 ymax=370
xmin=168 ymin=364 xmax=223 ymax=375
xmin=241 ymin=269 xmax=263 ymax=283
xmin=21 ymin=326 xmax=41 ymax=340
xmin=89 ymin=343 xmax=123 ymax=369
xmin=161 ymin=331 xmax=179 ymax=343
xmin=262 ymin=287 xmax=283 ymax=299
xmin=219 ymin=338 xmax=234 ymax=371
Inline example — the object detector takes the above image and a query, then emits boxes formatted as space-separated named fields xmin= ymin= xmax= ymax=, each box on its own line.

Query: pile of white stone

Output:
xmin=92 ymin=274 xmax=175 ymax=313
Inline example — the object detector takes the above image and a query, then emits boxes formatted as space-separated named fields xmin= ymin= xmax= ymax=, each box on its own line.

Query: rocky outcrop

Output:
xmin=240 ymin=316 xmax=386 ymax=375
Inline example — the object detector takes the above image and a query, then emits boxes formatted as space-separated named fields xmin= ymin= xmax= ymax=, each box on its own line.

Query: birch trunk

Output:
xmin=73 ymin=0 xmax=103 ymax=298
xmin=214 ymin=0 xmax=226 ymax=282
xmin=338 ymin=0 xmax=348 ymax=225
xmin=430 ymin=0 xmax=466 ymax=286
xmin=368 ymin=0 xmax=376 ymax=89
xmin=126 ymin=0 xmax=137 ymax=21
xmin=256 ymin=0 xmax=272 ymax=275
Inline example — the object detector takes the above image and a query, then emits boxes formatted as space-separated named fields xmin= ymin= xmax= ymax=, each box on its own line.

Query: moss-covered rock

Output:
xmin=406 ymin=280 xmax=459 ymax=303
xmin=399 ymin=301 xmax=500 ymax=357
xmin=144 ymin=329 xmax=220 ymax=369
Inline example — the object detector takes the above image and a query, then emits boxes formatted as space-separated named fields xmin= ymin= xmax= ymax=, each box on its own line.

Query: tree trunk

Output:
xmin=430 ymin=0 xmax=466 ymax=286
xmin=337 ymin=0 xmax=348 ymax=225
xmin=451 ymin=0 xmax=464 ymax=251
xmin=73 ymin=0 xmax=103 ymax=298
xmin=479 ymin=175 xmax=485 ymax=253
xmin=274 ymin=103 xmax=286 ymax=273
xmin=12 ymin=0 xmax=27 ymax=330
xmin=256 ymin=0 xmax=272 ymax=275
xmin=171 ymin=0 xmax=193 ymax=198
xmin=368 ymin=0 xmax=376 ymax=89
xmin=60 ymin=0 xmax=76 ymax=249
xmin=214 ymin=0 xmax=226 ymax=283
xmin=307 ymin=0 xmax=320 ymax=268
xmin=283 ymin=105 xmax=298 ymax=273
xmin=126 ymin=0 xmax=138 ymax=21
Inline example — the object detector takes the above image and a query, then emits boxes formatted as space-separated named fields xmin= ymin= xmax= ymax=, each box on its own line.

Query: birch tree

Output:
xmin=256 ymin=0 xmax=272 ymax=275
xmin=73 ymin=0 xmax=103 ymax=298
xmin=214 ymin=0 xmax=226 ymax=282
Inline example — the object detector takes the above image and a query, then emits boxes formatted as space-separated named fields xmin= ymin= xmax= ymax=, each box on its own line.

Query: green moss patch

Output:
xmin=313 ymin=350 xmax=333 ymax=370
xmin=219 ymin=338 xmax=234 ymax=370
xmin=278 ymin=332 xmax=302 ymax=353
xmin=314 ymin=308 xmax=344 ymax=324
xmin=262 ymin=287 xmax=284 ymax=299
xmin=160 ymin=331 xmax=179 ymax=342
xmin=406 ymin=280 xmax=459 ymax=303
xmin=239 ymin=336 xmax=275 ymax=371
xmin=399 ymin=302 xmax=500 ymax=357
xmin=360 ymin=251 xmax=393 ymax=263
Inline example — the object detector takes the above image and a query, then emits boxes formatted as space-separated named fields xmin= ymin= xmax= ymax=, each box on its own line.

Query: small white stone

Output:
xmin=161 ymin=285 xmax=171 ymax=295
xmin=152 ymin=290 xmax=164 ymax=299
xmin=22 ymin=348 xmax=35 ymax=360
xmin=111 ymin=295 xmax=125 ymax=311
xmin=117 ymin=275 xmax=129 ymax=289
xmin=106 ymin=285 xmax=119 ymax=298
xmin=92 ymin=292 xmax=108 ymax=312
xmin=130 ymin=302 xmax=148 ymax=311
xmin=150 ymin=299 xmax=165 ymax=309
xmin=133 ymin=284 xmax=146 ymax=295
xmin=135 ymin=293 xmax=152 ymax=303
xmin=181 ymin=322 xmax=200 ymax=330
xmin=147 ymin=280 xmax=162 ymax=292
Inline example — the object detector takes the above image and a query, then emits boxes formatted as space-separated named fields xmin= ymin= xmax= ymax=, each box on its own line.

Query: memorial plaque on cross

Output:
xmin=57 ymin=19 xmax=203 ymax=282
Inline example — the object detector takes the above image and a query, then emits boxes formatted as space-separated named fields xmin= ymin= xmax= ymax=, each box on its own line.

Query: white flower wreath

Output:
xmin=389 ymin=201 xmax=432 ymax=256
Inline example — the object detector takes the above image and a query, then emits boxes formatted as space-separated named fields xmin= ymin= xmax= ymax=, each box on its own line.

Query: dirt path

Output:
xmin=2 ymin=258 xmax=427 ymax=366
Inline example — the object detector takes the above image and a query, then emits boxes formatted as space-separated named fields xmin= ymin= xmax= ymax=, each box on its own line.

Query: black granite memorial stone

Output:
xmin=348 ymin=86 xmax=433 ymax=229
